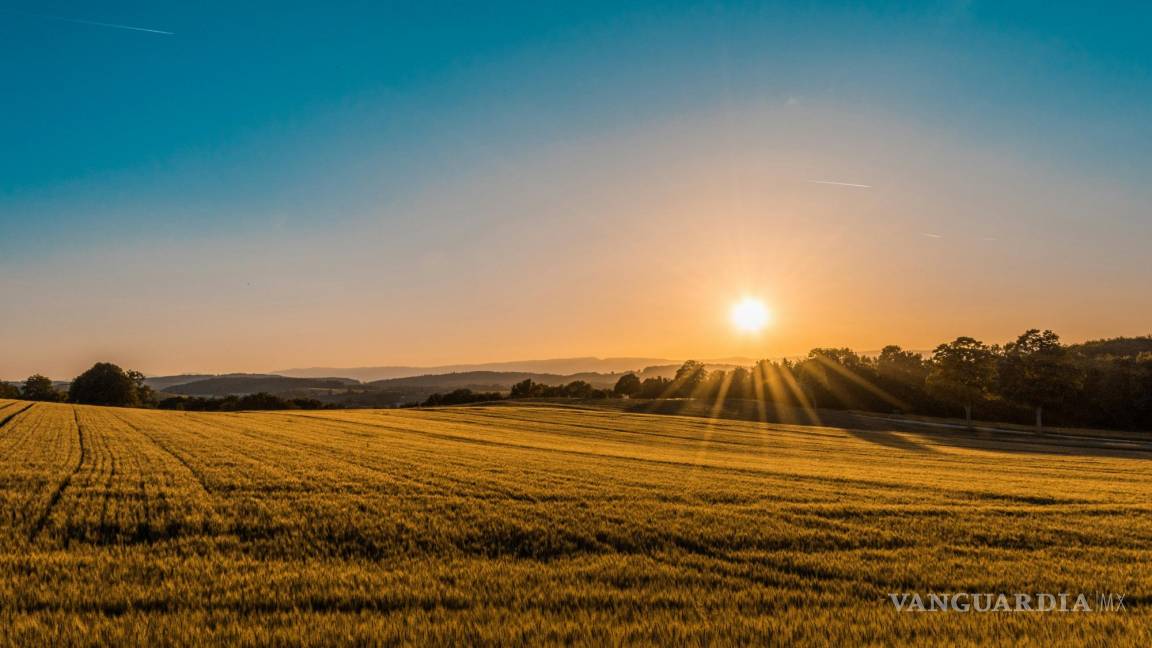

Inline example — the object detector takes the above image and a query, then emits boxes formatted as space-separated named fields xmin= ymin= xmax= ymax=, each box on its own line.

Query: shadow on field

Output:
xmin=842 ymin=427 xmax=938 ymax=454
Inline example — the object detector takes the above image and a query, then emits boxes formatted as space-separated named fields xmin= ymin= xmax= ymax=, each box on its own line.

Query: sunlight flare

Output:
xmin=730 ymin=297 xmax=771 ymax=333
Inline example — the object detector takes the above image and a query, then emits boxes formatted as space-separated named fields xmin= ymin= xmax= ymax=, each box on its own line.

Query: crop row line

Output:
xmin=27 ymin=408 xmax=86 ymax=543
xmin=0 ymin=403 xmax=34 ymax=433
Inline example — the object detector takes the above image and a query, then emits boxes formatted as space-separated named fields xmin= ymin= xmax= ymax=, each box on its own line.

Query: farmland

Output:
xmin=0 ymin=398 xmax=1148 ymax=645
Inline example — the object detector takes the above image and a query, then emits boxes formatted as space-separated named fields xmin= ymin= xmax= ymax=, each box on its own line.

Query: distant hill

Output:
xmin=144 ymin=374 xmax=216 ymax=390
xmin=144 ymin=373 xmax=291 ymax=391
xmin=303 ymin=371 xmax=614 ymax=408
xmin=163 ymin=375 xmax=360 ymax=397
xmin=149 ymin=359 xmax=777 ymax=401
xmin=1071 ymin=336 xmax=1152 ymax=358
xmin=371 ymin=370 xmax=619 ymax=390
xmin=150 ymin=370 xmax=628 ymax=405
xmin=275 ymin=358 xmax=678 ymax=382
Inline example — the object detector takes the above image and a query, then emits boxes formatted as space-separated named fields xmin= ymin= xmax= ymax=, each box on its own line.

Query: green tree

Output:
xmin=927 ymin=337 xmax=997 ymax=428
xmin=999 ymin=329 xmax=1082 ymax=432
xmin=612 ymin=373 xmax=641 ymax=397
xmin=68 ymin=363 xmax=141 ymax=406
xmin=21 ymin=374 xmax=60 ymax=402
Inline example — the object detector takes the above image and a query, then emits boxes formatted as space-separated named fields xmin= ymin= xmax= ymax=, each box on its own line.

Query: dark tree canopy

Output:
xmin=506 ymin=378 xmax=613 ymax=400
xmin=564 ymin=380 xmax=594 ymax=398
xmin=510 ymin=379 xmax=536 ymax=398
xmin=877 ymin=345 xmax=928 ymax=385
xmin=612 ymin=373 xmax=641 ymax=397
xmin=158 ymin=393 xmax=329 ymax=411
xmin=672 ymin=360 xmax=708 ymax=397
xmin=68 ymin=363 xmax=142 ymax=407
xmin=926 ymin=337 xmax=997 ymax=424
xmin=721 ymin=367 xmax=752 ymax=400
xmin=423 ymin=389 xmax=504 ymax=406
xmin=128 ymin=370 xmax=156 ymax=406
xmin=793 ymin=349 xmax=896 ymax=411
xmin=636 ymin=377 xmax=671 ymax=399
xmin=21 ymin=374 xmax=61 ymax=402
xmin=999 ymin=329 xmax=1083 ymax=430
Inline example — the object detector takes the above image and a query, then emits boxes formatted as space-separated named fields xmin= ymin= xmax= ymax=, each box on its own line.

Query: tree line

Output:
xmin=0 ymin=363 xmax=156 ymax=406
xmin=605 ymin=330 xmax=1151 ymax=431
xmin=0 ymin=362 xmax=336 ymax=412
xmin=419 ymin=378 xmax=620 ymax=406
xmin=156 ymin=394 xmax=338 ymax=411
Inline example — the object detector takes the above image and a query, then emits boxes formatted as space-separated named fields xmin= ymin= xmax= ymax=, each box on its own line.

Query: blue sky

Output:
xmin=2 ymin=1 xmax=1150 ymax=376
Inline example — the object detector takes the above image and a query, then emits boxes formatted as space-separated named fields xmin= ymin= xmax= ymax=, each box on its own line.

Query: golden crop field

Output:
xmin=0 ymin=397 xmax=1148 ymax=646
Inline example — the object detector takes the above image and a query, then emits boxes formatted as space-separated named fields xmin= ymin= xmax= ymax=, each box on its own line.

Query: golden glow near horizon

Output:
xmin=2 ymin=105 xmax=1149 ymax=380
xmin=730 ymin=297 xmax=771 ymax=333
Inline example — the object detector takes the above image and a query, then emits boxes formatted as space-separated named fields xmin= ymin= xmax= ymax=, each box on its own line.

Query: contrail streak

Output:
xmin=807 ymin=180 xmax=872 ymax=188
xmin=4 ymin=10 xmax=174 ymax=35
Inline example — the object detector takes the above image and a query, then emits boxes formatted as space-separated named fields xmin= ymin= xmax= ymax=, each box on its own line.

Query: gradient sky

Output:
xmin=2 ymin=1 xmax=1150 ymax=378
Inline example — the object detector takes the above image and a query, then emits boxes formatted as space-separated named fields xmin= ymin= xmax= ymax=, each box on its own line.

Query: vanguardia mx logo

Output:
xmin=889 ymin=592 xmax=1127 ymax=612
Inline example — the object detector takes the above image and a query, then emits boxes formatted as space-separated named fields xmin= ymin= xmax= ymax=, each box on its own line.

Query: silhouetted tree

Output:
xmin=702 ymin=369 xmax=727 ymax=400
xmin=612 ymin=373 xmax=641 ymax=397
xmin=236 ymin=392 xmax=290 ymax=410
xmin=754 ymin=359 xmax=806 ymax=408
xmin=422 ymin=389 xmax=504 ymax=406
xmin=636 ymin=376 xmax=671 ymax=399
xmin=0 ymin=382 xmax=19 ymax=399
xmin=999 ymin=329 xmax=1083 ymax=432
xmin=877 ymin=345 xmax=928 ymax=386
xmin=127 ymin=370 xmax=156 ymax=406
xmin=795 ymin=348 xmax=889 ymax=411
xmin=68 ymin=363 xmax=140 ymax=406
xmin=563 ymin=380 xmax=594 ymax=398
xmin=1074 ymin=354 xmax=1152 ymax=430
xmin=510 ymin=379 xmax=535 ymax=398
xmin=21 ymin=374 xmax=61 ymax=402
xmin=876 ymin=345 xmax=930 ymax=411
xmin=927 ymin=337 xmax=997 ymax=428
xmin=672 ymin=360 xmax=708 ymax=397
xmin=726 ymin=367 xmax=752 ymax=400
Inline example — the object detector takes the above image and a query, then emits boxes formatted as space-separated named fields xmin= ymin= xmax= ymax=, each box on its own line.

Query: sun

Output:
xmin=730 ymin=297 xmax=771 ymax=333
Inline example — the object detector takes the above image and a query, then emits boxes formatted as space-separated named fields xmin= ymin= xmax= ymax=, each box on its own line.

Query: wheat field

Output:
xmin=0 ymin=398 xmax=1147 ymax=645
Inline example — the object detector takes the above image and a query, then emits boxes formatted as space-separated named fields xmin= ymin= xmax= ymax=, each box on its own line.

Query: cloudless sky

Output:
xmin=2 ymin=1 xmax=1150 ymax=377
